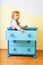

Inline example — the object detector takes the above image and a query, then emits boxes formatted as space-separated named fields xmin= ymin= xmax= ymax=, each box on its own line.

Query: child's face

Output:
xmin=14 ymin=13 xmax=20 ymax=20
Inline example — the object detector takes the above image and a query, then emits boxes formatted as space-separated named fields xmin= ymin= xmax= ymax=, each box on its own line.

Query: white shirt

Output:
xmin=10 ymin=19 xmax=23 ymax=30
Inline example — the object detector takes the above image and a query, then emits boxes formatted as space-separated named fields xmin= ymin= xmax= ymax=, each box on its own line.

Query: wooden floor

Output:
xmin=0 ymin=49 xmax=43 ymax=65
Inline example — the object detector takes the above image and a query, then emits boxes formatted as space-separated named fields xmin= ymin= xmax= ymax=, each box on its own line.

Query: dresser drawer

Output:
xmin=9 ymin=46 xmax=35 ymax=54
xmin=9 ymin=40 xmax=35 ymax=47
xmin=6 ymin=30 xmax=37 ymax=40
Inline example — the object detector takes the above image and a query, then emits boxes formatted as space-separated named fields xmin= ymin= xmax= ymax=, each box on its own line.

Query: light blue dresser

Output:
xmin=6 ymin=27 xmax=38 ymax=58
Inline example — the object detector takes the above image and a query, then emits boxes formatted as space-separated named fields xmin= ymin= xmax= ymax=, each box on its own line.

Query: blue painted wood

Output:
xmin=9 ymin=46 xmax=35 ymax=54
xmin=6 ymin=30 xmax=37 ymax=40
xmin=7 ymin=27 xmax=37 ymax=31
xmin=6 ymin=27 xmax=37 ymax=57
xmin=9 ymin=40 xmax=35 ymax=47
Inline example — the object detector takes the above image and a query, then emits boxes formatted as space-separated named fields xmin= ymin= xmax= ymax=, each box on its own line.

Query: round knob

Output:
xmin=13 ymin=48 xmax=17 ymax=51
xmin=10 ymin=34 xmax=15 ymax=37
xmin=27 ymin=41 xmax=31 ymax=43
xmin=27 ymin=48 xmax=30 ymax=52
xmin=13 ymin=40 xmax=16 ymax=43
xmin=28 ymin=34 xmax=31 ymax=37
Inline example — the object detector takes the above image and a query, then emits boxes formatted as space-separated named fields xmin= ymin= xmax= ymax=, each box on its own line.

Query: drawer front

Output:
xmin=9 ymin=46 xmax=35 ymax=54
xmin=6 ymin=31 xmax=37 ymax=40
xmin=9 ymin=40 xmax=35 ymax=47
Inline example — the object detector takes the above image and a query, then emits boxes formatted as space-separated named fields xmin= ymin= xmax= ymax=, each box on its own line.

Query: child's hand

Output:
xmin=20 ymin=29 xmax=25 ymax=33
xmin=24 ymin=25 xmax=28 ymax=28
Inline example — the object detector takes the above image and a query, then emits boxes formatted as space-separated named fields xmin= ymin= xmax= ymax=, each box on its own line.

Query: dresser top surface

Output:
xmin=7 ymin=27 xmax=38 ymax=31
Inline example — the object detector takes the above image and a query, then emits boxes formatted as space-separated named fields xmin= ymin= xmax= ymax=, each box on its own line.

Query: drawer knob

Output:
xmin=13 ymin=48 xmax=17 ymax=51
xmin=28 ymin=34 xmax=32 ymax=37
xmin=13 ymin=40 xmax=16 ymax=43
xmin=10 ymin=34 xmax=15 ymax=37
xmin=27 ymin=48 xmax=31 ymax=52
xmin=27 ymin=41 xmax=31 ymax=43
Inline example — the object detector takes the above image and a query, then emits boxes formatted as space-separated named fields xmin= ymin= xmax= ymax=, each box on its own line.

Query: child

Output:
xmin=10 ymin=10 xmax=28 ymax=32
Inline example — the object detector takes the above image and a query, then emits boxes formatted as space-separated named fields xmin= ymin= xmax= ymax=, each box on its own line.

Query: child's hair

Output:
xmin=11 ymin=10 xmax=20 ymax=19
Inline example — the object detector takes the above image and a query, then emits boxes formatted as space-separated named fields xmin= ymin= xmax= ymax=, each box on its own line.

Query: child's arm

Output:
xmin=11 ymin=20 xmax=25 ymax=32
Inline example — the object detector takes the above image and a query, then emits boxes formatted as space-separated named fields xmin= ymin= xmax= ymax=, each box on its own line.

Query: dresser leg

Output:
xmin=33 ymin=54 xmax=36 ymax=58
xmin=7 ymin=54 xmax=11 ymax=57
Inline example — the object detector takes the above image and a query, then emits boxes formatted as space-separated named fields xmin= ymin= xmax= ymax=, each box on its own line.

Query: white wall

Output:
xmin=1 ymin=0 xmax=43 ymax=16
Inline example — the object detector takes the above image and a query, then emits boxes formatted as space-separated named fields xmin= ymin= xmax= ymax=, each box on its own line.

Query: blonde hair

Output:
xmin=11 ymin=10 xmax=20 ymax=19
